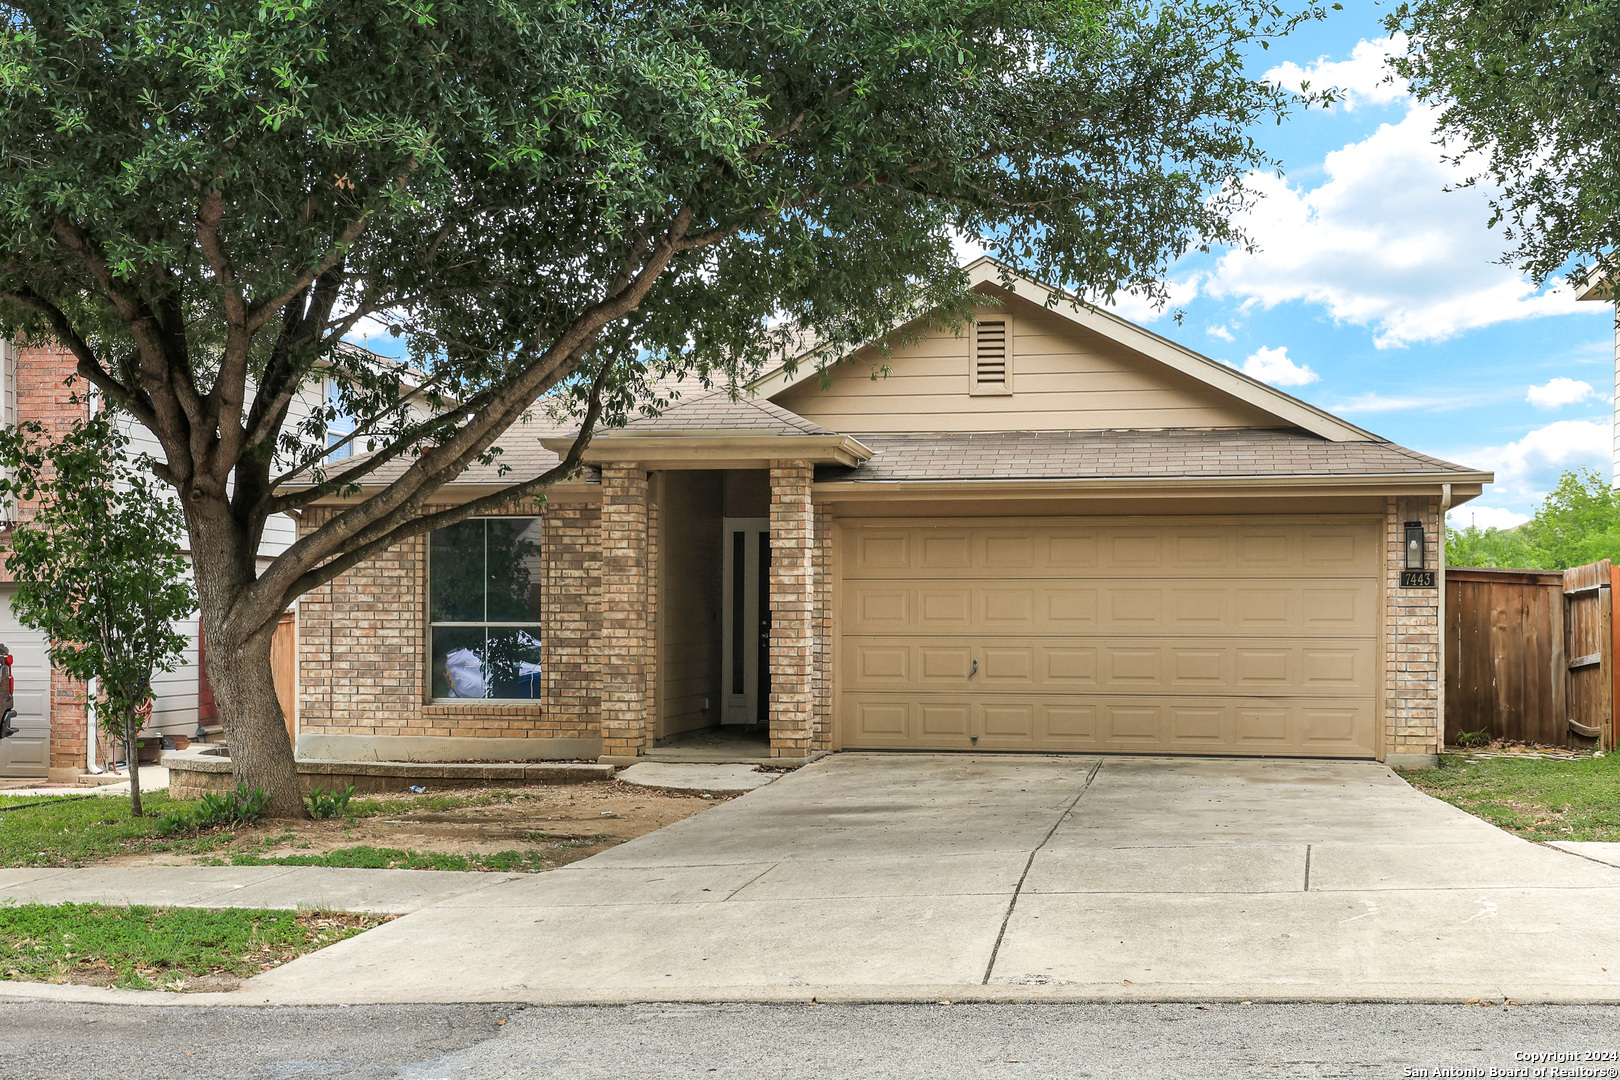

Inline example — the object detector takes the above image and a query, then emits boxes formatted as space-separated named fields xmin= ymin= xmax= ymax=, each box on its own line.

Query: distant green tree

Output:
xmin=0 ymin=412 xmax=195 ymax=817
xmin=1446 ymin=469 xmax=1620 ymax=571
xmin=1522 ymin=469 xmax=1620 ymax=569
xmin=1445 ymin=524 xmax=1543 ymax=569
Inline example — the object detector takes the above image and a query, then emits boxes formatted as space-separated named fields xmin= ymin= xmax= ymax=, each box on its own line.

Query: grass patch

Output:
xmin=1405 ymin=753 xmax=1620 ymax=841
xmin=0 ymin=902 xmax=385 ymax=990
xmin=220 ymin=845 xmax=556 ymax=873
xmin=0 ymin=793 xmax=236 ymax=867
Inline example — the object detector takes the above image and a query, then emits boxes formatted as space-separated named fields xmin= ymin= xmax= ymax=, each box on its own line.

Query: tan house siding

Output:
xmin=1384 ymin=495 xmax=1443 ymax=761
xmin=657 ymin=470 xmax=724 ymax=740
xmin=772 ymin=298 xmax=1279 ymax=434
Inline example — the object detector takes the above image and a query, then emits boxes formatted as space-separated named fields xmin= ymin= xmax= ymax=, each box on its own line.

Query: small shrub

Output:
xmin=158 ymin=783 xmax=273 ymax=834
xmin=306 ymin=786 xmax=355 ymax=819
xmin=1456 ymin=729 xmax=1492 ymax=749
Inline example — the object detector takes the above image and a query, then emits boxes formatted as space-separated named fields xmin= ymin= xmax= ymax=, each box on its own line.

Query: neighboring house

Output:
xmin=0 ymin=338 xmax=397 ymax=781
xmin=292 ymin=259 xmax=1491 ymax=770
xmin=1575 ymin=271 xmax=1618 ymax=484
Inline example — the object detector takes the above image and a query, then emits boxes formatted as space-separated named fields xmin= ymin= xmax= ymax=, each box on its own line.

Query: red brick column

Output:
xmin=768 ymin=461 xmax=815 ymax=757
xmin=1384 ymin=494 xmax=1442 ymax=766
xmin=599 ymin=466 xmax=650 ymax=759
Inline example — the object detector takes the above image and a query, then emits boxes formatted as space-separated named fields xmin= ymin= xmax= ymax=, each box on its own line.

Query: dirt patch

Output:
xmin=96 ymin=780 xmax=728 ymax=870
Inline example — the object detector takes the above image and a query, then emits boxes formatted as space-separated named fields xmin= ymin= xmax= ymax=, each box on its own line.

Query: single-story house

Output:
xmin=292 ymin=259 xmax=1490 ymax=769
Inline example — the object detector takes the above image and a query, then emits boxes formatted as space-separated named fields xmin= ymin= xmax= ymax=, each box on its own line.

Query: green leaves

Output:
xmin=1389 ymin=0 xmax=1620 ymax=284
xmin=1447 ymin=468 xmax=1620 ymax=570
xmin=0 ymin=408 xmax=196 ymax=772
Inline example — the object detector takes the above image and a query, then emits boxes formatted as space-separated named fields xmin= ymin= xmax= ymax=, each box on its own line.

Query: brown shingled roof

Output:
xmin=617 ymin=388 xmax=833 ymax=435
xmin=815 ymin=430 xmax=1486 ymax=483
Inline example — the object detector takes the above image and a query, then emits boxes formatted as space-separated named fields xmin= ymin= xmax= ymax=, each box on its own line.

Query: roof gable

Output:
xmin=753 ymin=259 xmax=1377 ymax=442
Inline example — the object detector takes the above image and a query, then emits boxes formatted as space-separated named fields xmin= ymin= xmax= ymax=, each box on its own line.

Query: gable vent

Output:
xmin=970 ymin=318 xmax=1012 ymax=395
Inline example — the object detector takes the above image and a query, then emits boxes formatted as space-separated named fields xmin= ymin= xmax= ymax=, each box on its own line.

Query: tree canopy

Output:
xmin=1448 ymin=469 xmax=1620 ymax=570
xmin=1388 ymin=0 xmax=1620 ymax=285
xmin=0 ymin=0 xmax=1327 ymax=811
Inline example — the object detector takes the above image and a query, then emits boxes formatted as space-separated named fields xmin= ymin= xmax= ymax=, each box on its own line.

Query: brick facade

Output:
xmin=287 ymin=471 xmax=1448 ymax=768
xmin=811 ymin=503 xmax=834 ymax=751
xmin=767 ymin=461 xmax=815 ymax=756
xmin=295 ymin=495 xmax=602 ymax=752
xmin=1384 ymin=494 xmax=1443 ymax=760
xmin=598 ymin=466 xmax=650 ymax=758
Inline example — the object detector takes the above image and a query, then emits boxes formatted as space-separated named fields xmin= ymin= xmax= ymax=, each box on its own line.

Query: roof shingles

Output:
xmin=814 ymin=430 xmax=1482 ymax=483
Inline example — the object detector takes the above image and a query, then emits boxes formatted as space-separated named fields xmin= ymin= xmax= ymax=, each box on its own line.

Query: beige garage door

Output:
xmin=838 ymin=518 xmax=1381 ymax=758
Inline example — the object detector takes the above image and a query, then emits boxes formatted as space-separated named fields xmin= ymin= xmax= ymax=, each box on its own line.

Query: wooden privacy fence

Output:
xmin=1445 ymin=560 xmax=1618 ymax=748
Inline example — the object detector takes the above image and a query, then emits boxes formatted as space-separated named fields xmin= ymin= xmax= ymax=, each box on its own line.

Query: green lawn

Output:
xmin=0 ymin=902 xmax=385 ymax=990
xmin=1404 ymin=753 xmax=1620 ymax=841
xmin=0 ymin=793 xmax=236 ymax=866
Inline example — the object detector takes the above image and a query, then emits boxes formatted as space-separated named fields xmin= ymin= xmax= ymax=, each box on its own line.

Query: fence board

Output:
xmin=1445 ymin=568 xmax=1566 ymax=745
xmin=1565 ymin=560 xmax=1611 ymax=747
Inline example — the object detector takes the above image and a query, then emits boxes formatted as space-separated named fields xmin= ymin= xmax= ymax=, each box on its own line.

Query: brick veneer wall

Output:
xmin=296 ymin=496 xmax=601 ymax=749
xmin=812 ymin=503 xmax=833 ymax=751
xmin=1384 ymin=494 xmax=1442 ymax=759
xmin=768 ymin=461 xmax=815 ymax=756
xmin=599 ymin=467 xmax=650 ymax=757
xmin=6 ymin=341 xmax=91 ymax=778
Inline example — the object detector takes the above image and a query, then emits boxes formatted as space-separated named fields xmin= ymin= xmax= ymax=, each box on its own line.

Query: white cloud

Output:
xmin=1526 ymin=377 xmax=1597 ymax=410
xmin=1104 ymin=274 xmax=1204 ymax=324
xmin=1331 ymin=392 xmax=1455 ymax=414
xmin=1207 ymin=41 xmax=1595 ymax=348
xmin=1447 ymin=505 xmax=1530 ymax=531
xmin=1237 ymin=345 xmax=1318 ymax=387
xmin=1266 ymin=36 xmax=1409 ymax=111
xmin=1461 ymin=418 xmax=1611 ymax=503
xmin=1206 ymin=324 xmax=1235 ymax=342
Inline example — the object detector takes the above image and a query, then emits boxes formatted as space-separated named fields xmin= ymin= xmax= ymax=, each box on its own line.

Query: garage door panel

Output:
xmin=844 ymin=522 xmax=1380 ymax=579
xmin=838 ymin=519 xmax=1380 ymax=759
xmin=843 ymin=637 xmax=1376 ymax=695
xmin=846 ymin=581 xmax=1376 ymax=636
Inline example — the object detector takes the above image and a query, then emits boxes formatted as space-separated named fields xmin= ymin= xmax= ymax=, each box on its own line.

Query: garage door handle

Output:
xmin=970 ymin=659 xmax=978 ymax=678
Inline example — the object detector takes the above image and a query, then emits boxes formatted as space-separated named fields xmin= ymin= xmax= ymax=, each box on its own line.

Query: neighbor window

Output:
xmin=428 ymin=517 xmax=544 ymax=700
xmin=325 ymin=377 xmax=356 ymax=462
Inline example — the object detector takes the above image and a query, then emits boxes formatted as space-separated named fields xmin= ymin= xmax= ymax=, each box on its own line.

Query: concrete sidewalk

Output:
xmin=6 ymin=753 xmax=1620 ymax=1006
xmin=0 ymin=864 xmax=517 ymax=914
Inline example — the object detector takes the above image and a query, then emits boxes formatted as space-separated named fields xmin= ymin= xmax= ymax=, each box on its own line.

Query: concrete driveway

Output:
xmin=241 ymin=754 xmax=1620 ymax=1004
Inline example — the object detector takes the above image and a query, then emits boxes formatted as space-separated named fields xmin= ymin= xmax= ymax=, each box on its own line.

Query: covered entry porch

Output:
xmin=542 ymin=414 xmax=867 ymax=764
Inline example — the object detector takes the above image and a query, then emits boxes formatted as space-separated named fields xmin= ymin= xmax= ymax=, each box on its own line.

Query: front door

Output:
xmin=721 ymin=517 xmax=770 ymax=725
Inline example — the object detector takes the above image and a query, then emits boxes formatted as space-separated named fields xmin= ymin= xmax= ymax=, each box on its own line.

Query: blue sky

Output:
xmin=1101 ymin=0 xmax=1614 ymax=528
xmin=348 ymin=3 xmax=1614 ymax=527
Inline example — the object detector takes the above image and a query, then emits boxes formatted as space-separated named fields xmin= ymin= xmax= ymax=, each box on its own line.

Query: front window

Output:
xmin=429 ymin=517 xmax=544 ymax=700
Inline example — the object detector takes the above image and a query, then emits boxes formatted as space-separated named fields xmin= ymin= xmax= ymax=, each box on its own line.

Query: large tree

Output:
xmin=1388 ymin=0 xmax=1620 ymax=284
xmin=0 ymin=0 xmax=1322 ymax=815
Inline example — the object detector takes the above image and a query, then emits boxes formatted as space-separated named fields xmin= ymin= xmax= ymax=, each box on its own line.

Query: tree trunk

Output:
xmin=207 ymin=621 xmax=306 ymax=818
xmin=125 ymin=708 xmax=142 ymax=818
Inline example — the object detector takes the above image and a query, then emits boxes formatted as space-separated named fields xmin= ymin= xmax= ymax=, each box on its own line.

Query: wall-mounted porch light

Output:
xmin=1404 ymin=521 xmax=1425 ymax=570
xmin=1400 ymin=520 xmax=1437 ymax=588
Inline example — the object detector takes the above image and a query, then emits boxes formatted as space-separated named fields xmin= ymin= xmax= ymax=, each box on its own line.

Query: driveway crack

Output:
xmin=980 ymin=758 xmax=1102 ymax=985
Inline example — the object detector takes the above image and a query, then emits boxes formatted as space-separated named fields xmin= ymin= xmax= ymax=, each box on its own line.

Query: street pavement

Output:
xmin=2 ymin=1001 xmax=1617 ymax=1079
